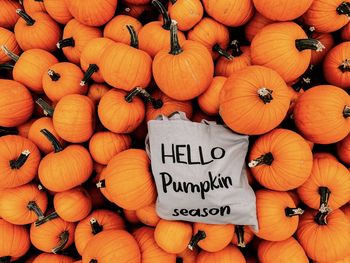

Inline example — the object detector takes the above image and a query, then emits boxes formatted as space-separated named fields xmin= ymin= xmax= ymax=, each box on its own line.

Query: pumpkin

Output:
xmin=104 ymin=15 xmax=142 ymax=45
xmin=65 ymin=0 xmax=118 ymax=27
xmin=0 ymin=219 xmax=30 ymax=262
xmin=135 ymin=203 xmax=160 ymax=227
xmin=248 ymin=128 xmax=313 ymax=191
xmin=57 ymin=19 xmax=102 ymax=65
xmin=97 ymin=89 xmax=145 ymax=133
xmin=202 ymin=0 xmax=253 ymax=27
xmin=30 ymin=216 xmax=75 ymax=254
xmin=95 ymin=169 xmax=114 ymax=203
xmin=53 ymin=187 xmax=92 ymax=222
xmin=82 ymin=229 xmax=141 ymax=263
xmin=303 ymin=0 xmax=350 ymax=33
xmin=0 ymin=135 xmax=40 ymax=188
xmin=121 ymin=3 xmax=153 ymax=19
xmin=14 ymin=9 xmax=61 ymax=52
xmin=42 ymin=62 xmax=87 ymax=102
xmin=145 ymin=89 xmax=193 ymax=121
xmin=124 ymin=209 xmax=141 ymax=225
xmin=297 ymin=157 xmax=350 ymax=212
xmin=187 ymin=17 xmax=230 ymax=60
xmin=341 ymin=22 xmax=350 ymax=41
xmin=251 ymin=22 xmax=324 ymax=83
xmin=308 ymin=30 xmax=334 ymax=65
xmin=38 ymin=129 xmax=93 ymax=192
xmin=89 ymin=131 xmax=131 ymax=165
xmin=215 ymin=40 xmax=251 ymax=77
xmin=87 ymin=83 xmax=111 ymax=104
xmin=133 ymin=226 xmax=176 ymax=262
xmin=153 ymin=20 xmax=214 ymax=101
xmin=86 ymin=184 xmax=108 ymax=210
xmin=257 ymin=237 xmax=308 ymax=263
xmin=80 ymin=38 xmax=115 ymax=85
xmin=254 ymin=189 xmax=304 ymax=241
xmin=232 ymin=225 xmax=254 ymax=248
xmin=293 ymin=85 xmax=350 ymax=144
xmin=103 ymin=149 xmax=156 ymax=210
xmin=22 ymin=0 xmax=46 ymax=14
xmin=314 ymin=152 xmax=338 ymax=160
xmin=296 ymin=209 xmax=350 ymax=262
xmin=43 ymin=0 xmax=73 ymax=24
xmin=198 ymin=76 xmax=226 ymax=116
xmin=177 ymin=248 xmax=198 ymax=263
xmin=74 ymin=209 xmax=126 ymax=255
xmin=337 ymin=133 xmax=350 ymax=164
xmin=196 ymin=245 xmax=246 ymax=263
xmin=154 ymin=219 xmax=192 ymax=254
xmin=0 ymin=79 xmax=33 ymax=127
xmin=0 ymin=28 xmax=20 ymax=64
xmin=342 ymin=204 xmax=350 ymax=219
xmin=244 ymin=12 xmax=273 ymax=43
xmin=53 ymin=94 xmax=95 ymax=143
xmin=17 ymin=119 xmax=36 ymax=138
xmin=219 ymin=65 xmax=290 ymax=135
xmin=323 ymin=42 xmax=350 ymax=89
xmin=0 ymin=0 xmax=21 ymax=29
xmin=189 ymin=223 xmax=234 ymax=252
xmin=32 ymin=253 xmax=74 ymax=263
xmin=168 ymin=0 xmax=203 ymax=31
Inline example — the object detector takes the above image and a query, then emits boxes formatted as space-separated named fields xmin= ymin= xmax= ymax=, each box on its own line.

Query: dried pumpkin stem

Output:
xmin=0 ymin=63 xmax=15 ymax=70
xmin=57 ymin=37 xmax=75 ymax=49
xmin=1 ymin=45 xmax=19 ymax=62
xmin=170 ymin=20 xmax=183 ymax=55
xmin=285 ymin=207 xmax=304 ymax=217
xmin=257 ymin=87 xmax=273 ymax=104
xmin=125 ymin=87 xmax=163 ymax=109
xmin=48 ymin=69 xmax=61 ymax=81
xmin=126 ymin=25 xmax=139 ymax=48
xmin=16 ymin=9 xmax=35 ymax=26
xmin=0 ymin=126 xmax=18 ymax=137
xmin=213 ymin=44 xmax=233 ymax=60
xmin=27 ymin=201 xmax=45 ymax=220
xmin=35 ymin=211 xmax=59 ymax=227
xmin=188 ymin=230 xmax=206 ymax=250
xmin=336 ymin=2 xmax=350 ymax=17
xmin=230 ymin=40 xmax=243 ymax=57
xmin=291 ymin=65 xmax=314 ymax=92
xmin=10 ymin=150 xmax=30 ymax=169
xmin=319 ymin=187 xmax=331 ymax=213
xmin=338 ymin=59 xmax=350 ymax=72
xmin=315 ymin=211 xmax=328 ymax=225
xmin=248 ymin=152 xmax=274 ymax=168
xmin=81 ymin=64 xmax=99 ymax=86
xmin=343 ymin=105 xmax=350 ymax=118
xmin=235 ymin=225 xmax=246 ymax=248
xmin=96 ymin=180 xmax=105 ymax=189
xmin=40 ymin=129 xmax=63 ymax=153
xmin=0 ymin=257 xmax=10 ymax=263
xmin=90 ymin=218 xmax=103 ymax=235
xmin=52 ymin=231 xmax=69 ymax=254
xmin=36 ymin=98 xmax=54 ymax=117
xmin=152 ymin=0 xmax=171 ymax=30
xmin=295 ymin=39 xmax=325 ymax=52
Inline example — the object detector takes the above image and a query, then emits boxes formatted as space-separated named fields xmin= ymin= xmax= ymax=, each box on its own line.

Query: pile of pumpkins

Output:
xmin=1 ymin=0 xmax=350 ymax=262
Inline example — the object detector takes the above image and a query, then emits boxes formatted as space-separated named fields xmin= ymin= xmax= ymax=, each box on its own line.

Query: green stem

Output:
xmin=151 ymin=0 xmax=171 ymax=30
xmin=34 ymin=211 xmax=59 ymax=227
xmin=336 ymin=2 xmax=350 ymax=17
xmin=0 ymin=126 xmax=18 ymax=137
xmin=36 ymin=98 xmax=54 ymax=117
xmin=57 ymin=37 xmax=75 ymax=49
xmin=235 ymin=225 xmax=246 ymax=248
xmin=230 ymin=40 xmax=243 ymax=57
xmin=16 ymin=9 xmax=35 ymax=26
xmin=295 ymin=39 xmax=324 ymax=52
xmin=213 ymin=44 xmax=233 ymax=60
xmin=40 ymin=129 xmax=63 ymax=153
xmin=343 ymin=105 xmax=350 ymax=118
xmin=126 ymin=25 xmax=139 ymax=48
xmin=48 ymin=69 xmax=61 ymax=81
xmin=52 ymin=231 xmax=69 ymax=254
xmin=10 ymin=150 xmax=30 ymax=169
xmin=188 ymin=230 xmax=206 ymax=250
xmin=285 ymin=207 xmax=304 ymax=217
xmin=90 ymin=218 xmax=103 ymax=235
xmin=27 ymin=201 xmax=45 ymax=220
xmin=169 ymin=20 xmax=183 ymax=55
xmin=248 ymin=152 xmax=274 ymax=168
xmin=81 ymin=64 xmax=99 ymax=86
xmin=319 ymin=187 xmax=331 ymax=213
xmin=0 ymin=257 xmax=10 ymax=263
xmin=125 ymin=87 xmax=163 ymax=108
xmin=1 ymin=45 xmax=19 ymax=62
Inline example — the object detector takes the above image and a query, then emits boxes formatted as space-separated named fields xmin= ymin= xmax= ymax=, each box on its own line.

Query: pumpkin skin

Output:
xmin=0 ymin=135 xmax=40 ymax=188
xmin=297 ymin=157 xmax=350 ymax=211
xmin=104 ymin=149 xmax=157 ymax=210
xmin=133 ymin=226 xmax=176 ymax=262
xmin=202 ymin=0 xmax=253 ymax=27
xmin=124 ymin=209 xmax=141 ymax=225
xmin=17 ymin=119 xmax=36 ymax=138
xmin=296 ymin=209 xmax=350 ymax=262
xmin=0 ymin=79 xmax=33 ymax=127
xmin=154 ymin=219 xmax=193 ymax=254
xmin=104 ymin=15 xmax=142 ymax=45
xmin=0 ymin=28 xmax=20 ymax=63
xmin=310 ymin=31 xmax=334 ymax=65
xmin=96 ymin=169 xmax=114 ymax=203
xmin=244 ymin=12 xmax=273 ymax=43
xmin=65 ymin=0 xmax=118 ymax=27
xmin=14 ymin=10 xmax=61 ymax=52
xmin=135 ymin=203 xmax=160 ymax=227
xmin=293 ymin=85 xmax=350 ymax=144
xmin=0 ymin=219 xmax=30 ymax=261
xmin=219 ymin=65 xmax=290 ymax=135
xmin=87 ymin=83 xmax=111 ymax=104
xmin=53 ymin=94 xmax=95 ymax=143
xmin=341 ymin=22 xmax=350 ymax=41
xmin=196 ymin=245 xmax=246 ymax=263
xmin=0 ymin=0 xmax=21 ymax=29
xmin=23 ymin=0 xmax=46 ymax=14
xmin=168 ymin=0 xmax=203 ymax=31
xmin=248 ymin=128 xmax=313 ymax=191
xmin=32 ymin=253 xmax=74 ymax=263
xmin=43 ymin=0 xmax=73 ymax=24
xmin=314 ymin=152 xmax=338 ymax=160
xmin=257 ymin=237 xmax=308 ymax=263
xmin=82 ymin=230 xmax=141 ymax=263
xmin=98 ymin=89 xmax=145 ymax=133
xmin=323 ymin=42 xmax=350 ymax=89
xmin=74 ymin=209 xmax=126 ymax=255
xmin=337 ymin=133 xmax=350 ymax=164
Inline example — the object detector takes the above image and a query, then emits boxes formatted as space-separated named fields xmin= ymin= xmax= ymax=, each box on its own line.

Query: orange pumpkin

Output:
xmin=0 ymin=0 xmax=21 ymax=29
xmin=337 ymin=133 xmax=350 ymax=164
xmin=43 ymin=0 xmax=73 ymax=24
xmin=0 ymin=27 xmax=20 ymax=64
xmin=294 ymin=85 xmax=350 ymax=144
xmin=232 ymin=225 xmax=254 ymax=248
xmin=121 ymin=3 xmax=153 ymax=19
xmin=95 ymin=169 xmax=114 ymax=203
xmin=314 ymin=152 xmax=338 ymax=160
xmin=124 ymin=209 xmax=141 ymax=225
xmin=168 ymin=0 xmax=203 ymax=31
xmin=198 ymin=76 xmax=226 ymax=116
xmin=244 ymin=12 xmax=273 ymax=43
xmin=309 ymin=30 xmax=334 ymax=65
xmin=196 ymin=245 xmax=246 ymax=263
xmin=87 ymin=83 xmax=111 ymax=104
xmin=17 ymin=118 xmax=36 ymax=138
xmin=32 ymin=253 xmax=74 ymax=263
xmin=22 ymin=0 xmax=46 ymax=14
xmin=135 ymin=203 xmax=160 ymax=227
xmin=219 ymin=65 xmax=290 ymax=135
xmin=177 ymin=248 xmax=198 ymax=263
xmin=341 ymin=22 xmax=350 ymax=41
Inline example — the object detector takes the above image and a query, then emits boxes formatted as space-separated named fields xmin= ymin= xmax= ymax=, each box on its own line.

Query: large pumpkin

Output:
xmin=168 ymin=0 xmax=203 ymax=31
xmin=43 ymin=0 xmax=73 ymax=24
xmin=196 ymin=245 xmax=246 ymax=263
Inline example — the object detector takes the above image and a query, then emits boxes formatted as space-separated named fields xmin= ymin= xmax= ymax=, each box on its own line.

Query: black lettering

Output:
xmin=209 ymin=208 xmax=220 ymax=215
xmin=161 ymin=143 xmax=175 ymax=164
xmin=160 ymin=172 xmax=173 ymax=193
xmin=199 ymin=181 xmax=210 ymax=200
xmin=173 ymin=181 xmax=184 ymax=192
xmin=187 ymin=144 xmax=200 ymax=165
xmin=172 ymin=209 xmax=179 ymax=216
xmin=201 ymin=207 xmax=208 ymax=217
xmin=199 ymin=146 xmax=213 ymax=165
xmin=220 ymin=206 xmax=230 ymax=216
xmin=211 ymin=147 xmax=225 ymax=159
xmin=221 ymin=176 xmax=232 ymax=188
xmin=209 ymin=172 xmax=219 ymax=190
xmin=183 ymin=181 xmax=200 ymax=194
xmin=180 ymin=209 xmax=189 ymax=216
xmin=189 ymin=208 xmax=200 ymax=217
xmin=176 ymin=145 xmax=187 ymax=164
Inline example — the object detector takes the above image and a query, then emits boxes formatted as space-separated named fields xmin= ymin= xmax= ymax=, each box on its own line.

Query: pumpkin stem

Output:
xmin=315 ymin=211 xmax=328 ymax=225
xmin=257 ymin=87 xmax=273 ymax=104
xmin=235 ymin=225 xmax=246 ymax=248
xmin=338 ymin=59 xmax=350 ymax=72
xmin=0 ymin=63 xmax=15 ymax=70
xmin=52 ymin=230 xmax=69 ymax=254
xmin=36 ymin=98 xmax=54 ymax=117
xmin=0 ymin=257 xmax=10 ymax=263
xmin=230 ymin=40 xmax=243 ymax=57
xmin=57 ymin=37 xmax=75 ymax=49
xmin=126 ymin=25 xmax=139 ymax=48
xmin=27 ymin=201 xmax=45 ymax=221
xmin=125 ymin=87 xmax=163 ymax=109
xmin=10 ymin=150 xmax=30 ymax=169
xmin=170 ymin=0 xmax=177 ymax=4
xmin=81 ymin=64 xmax=99 ymax=87
xmin=16 ymin=9 xmax=35 ymax=26
xmin=319 ymin=187 xmax=332 ymax=213
xmin=34 ymin=211 xmax=59 ymax=227
xmin=336 ymin=2 xmax=350 ymax=17
xmin=96 ymin=180 xmax=106 ymax=189
xmin=213 ymin=44 xmax=233 ymax=60
xmin=152 ymin=0 xmax=171 ymax=30
xmin=343 ymin=105 xmax=350 ymax=118
xmin=0 ymin=126 xmax=18 ymax=137
xmin=48 ymin=69 xmax=61 ymax=81
xmin=248 ymin=152 xmax=274 ymax=168
xmin=40 ymin=129 xmax=63 ymax=153
xmin=0 ymin=45 xmax=19 ymax=62
xmin=90 ymin=217 xmax=103 ymax=235
xmin=291 ymin=64 xmax=314 ymax=92
xmin=169 ymin=20 xmax=183 ymax=55
xmin=295 ymin=39 xmax=325 ymax=52
xmin=188 ymin=230 xmax=206 ymax=251
xmin=90 ymin=260 xmax=98 ymax=263
xmin=285 ymin=207 xmax=304 ymax=217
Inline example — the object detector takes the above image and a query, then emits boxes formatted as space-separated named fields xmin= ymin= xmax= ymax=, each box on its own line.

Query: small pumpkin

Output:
xmin=0 ymin=27 xmax=20 ymax=63
xmin=22 ymin=0 xmax=46 ymax=14
xmin=244 ymin=12 xmax=273 ymax=43
xmin=337 ymin=133 xmax=350 ymax=164
xmin=232 ymin=225 xmax=254 ymax=248
xmin=308 ymin=29 xmax=334 ymax=65
xmin=124 ymin=209 xmax=141 ymax=225
xmin=196 ymin=245 xmax=246 ymax=263
xmin=32 ymin=253 xmax=74 ymax=263
xmin=168 ymin=0 xmax=203 ymax=31
xmin=17 ymin=119 xmax=36 ymax=138
xmin=87 ymin=83 xmax=111 ymax=104
xmin=0 ymin=0 xmax=21 ymax=29
xmin=135 ymin=203 xmax=160 ymax=227
xmin=43 ymin=0 xmax=73 ymax=24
